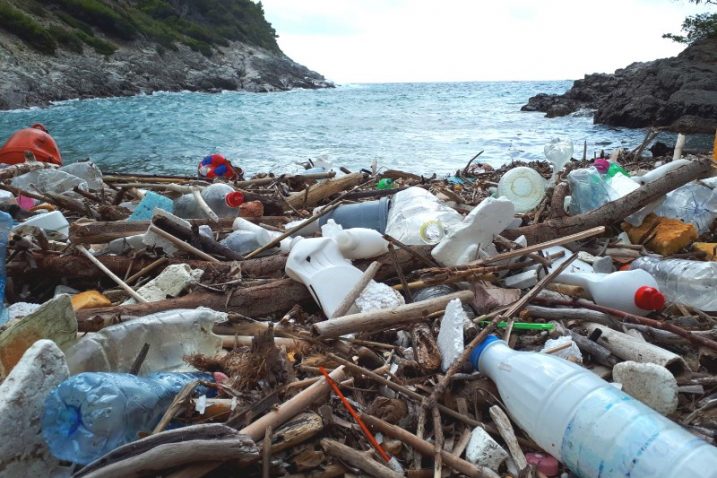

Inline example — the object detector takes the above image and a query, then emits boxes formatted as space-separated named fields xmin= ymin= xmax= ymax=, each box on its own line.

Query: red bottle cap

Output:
xmin=225 ymin=191 xmax=245 ymax=208
xmin=634 ymin=286 xmax=665 ymax=311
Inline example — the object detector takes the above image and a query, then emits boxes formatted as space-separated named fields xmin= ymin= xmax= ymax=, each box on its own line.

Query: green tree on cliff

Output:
xmin=664 ymin=0 xmax=717 ymax=43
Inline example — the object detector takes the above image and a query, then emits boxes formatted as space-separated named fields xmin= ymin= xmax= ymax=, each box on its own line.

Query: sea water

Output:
xmin=0 ymin=81 xmax=702 ymax=176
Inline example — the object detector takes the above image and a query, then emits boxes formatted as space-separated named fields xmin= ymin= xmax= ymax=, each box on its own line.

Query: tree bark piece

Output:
xmin=361 ymin=414 xmax=500 ymax=478
xmin=320 ymin=439 xmax=402 ymax=478
xmin=0 ymin=158 xmax=57 ymax=179
xmin=270 ymin=412 xmax=324 ymax=454
xmin=504 ymin=156 xmax=713 ymax=244
xmin=313 ymin=290 xmax=474 ymax=338
xmin=285 ymin=172 xmax=366 ymax=209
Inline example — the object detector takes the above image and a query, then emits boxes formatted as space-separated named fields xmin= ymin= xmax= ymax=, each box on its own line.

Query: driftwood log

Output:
xmin=285 ymin=172 xmax=366 ymax=209
xmin=504 ymin=156 xmax=713 ymax=244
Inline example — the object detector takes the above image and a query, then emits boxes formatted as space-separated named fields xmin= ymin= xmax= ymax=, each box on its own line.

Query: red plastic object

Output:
xmin=238 ymin=200 xmax=264 ymax=217
xmin=224 ymin=191 xmax=245 ymax=208
xmin=634 ymin=286 xmax=665 ymax=311
xmin=0 ymin=124 xmax=63 ymax=165
xmin=526 ymin=452 xmax=560 ymax=477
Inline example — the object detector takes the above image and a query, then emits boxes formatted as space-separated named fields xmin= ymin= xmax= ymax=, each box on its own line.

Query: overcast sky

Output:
xmin=260 ymin=0 xmax=705 ymax=83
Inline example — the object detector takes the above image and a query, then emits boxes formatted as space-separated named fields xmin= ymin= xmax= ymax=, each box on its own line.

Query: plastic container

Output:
xmin=385 ymin=187 xmax=463 ymax=245
xmin=376 ymin=178 xmax=395 ymax=190
xmin=221 ymin=217 xmax=282 ymax=255
xmin=285 ymin=237 xmax=364 ymax=318
xmin=0 ymin=211 xmax=11 ymax=325
xmin=321 ymin=220 xmax=389 ymax=259
xmin=59 ymin=161 xmax=104 ymax=190
xmin=606 ymin=163 xmax=629 ymax=178
xmin=12 ymin=168 xmax=88 ymax=195
xmin=42 ymin=371 xmax=213 ymax=464
xmin=318 ymin=197 xmax=391 ymax=233
xmin=557 ymin=269 xmax=664 ymax=316
xmin=631 ymin=257 xmax=717 ymax=311
xmin=496 ymin=167 xmax=546 ymax=213
xmin=544 ymin=137 xmax=574 ymax=179
xmin=13 ymin=210 xmax=70 ymax=239
xmin=567 ymin=167 xmax=614 ymax=215
xmin=0 ymin=124 xmax=63 ymax=165
xmin=432 ymin=196 xmax=515 ymax=266
xmin=172 ymin=183 xmax=244 ymax=219
xmin=65 ymin=307 xmax=225 ymax=374
xmin=653 ymin=178 xmax=717 ymax=235
xmin=634 ymin=159 xmax=691 ymax=186
xmin=471 ymin=336 xmax=717 ymax=478
xmin=128 ymin=191 xmax=174 ymax=221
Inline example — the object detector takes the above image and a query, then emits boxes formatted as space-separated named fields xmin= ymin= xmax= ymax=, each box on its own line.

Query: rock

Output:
xmin=612 ymin=361 xmax=679 ymax=415
xmin=0 ymin=340 xmax=70 ymax=477
xmin=522 ymin=38 xmax=717 ymax=133
xmin=465 ymin=426 xmax=509 ymax=471
xmin=0 ymin=295 xmax=77 ymax=377
xmin=437 ymin=298 xmax=466 ymax=372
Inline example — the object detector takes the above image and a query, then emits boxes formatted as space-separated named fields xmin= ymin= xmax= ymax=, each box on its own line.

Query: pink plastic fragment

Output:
xmin=526 ymin=452 xmax=559 ymax=477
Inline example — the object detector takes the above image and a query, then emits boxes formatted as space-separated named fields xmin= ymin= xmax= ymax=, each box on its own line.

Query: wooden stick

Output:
xmin=147 ymin=225 xmax=220 ymax=263
xmin=125 ymin=257 xmax=169 ymax=285
xmin=285 ymin=172 xmax=365 ymax=209
xmin=76 ymin=245 xmax=148 ymax=303
xmin=243 ymin=200 xmax=344 ymax=259
xmin=190 ymin=187 xmax=218 ymax=221
xmin=262 ymin=426 xmax=273 ymax=478
xmin=0 ymin=158 xmax=57 ymax=180
xmin=333 ymin=261 xmax=382 ymax=318
xmin=321 ymin=439 xmax=403 ymax=478
xmin=313 ymin=290 xmax=473 ymax=338
xmin=362 ymin=414 xmax=500 ymax=478
xmin=152 ymin=381 xmax=200 ymax=434
xmin=489 ymin=406 xmax=528 ymax=472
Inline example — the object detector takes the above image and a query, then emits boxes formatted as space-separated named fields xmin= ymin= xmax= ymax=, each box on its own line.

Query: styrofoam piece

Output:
xmin=541 ymin=336 xmax=582 ymax=363
xmin=355 ymin=280 xmax=404 ymax=313
xmin=612 ymin=361 xmax=678 ymax=416
xmin=432 ymin=197 xmax=515 ymax=266
xmin=437 ymin=298 xmax=466 ymax=371
xmin=0 ymin=340 xmax=69 ymax=477
xmin=503 ymin=269 xmax=539 ymax=289
xmin=592 ymin=256 xmax=615 ymax=274
xmin=65 ymin=307 xmax=225 ymax=375
xmin=122 ymin=264 xmax=203 ymax=304
xmin=543 ymin=246 xmax=593 ymax=274
xmin=465 ymin=426 xmax=509 ymax=471
xmin=285 ymin=237 xmax=364 ymax=318
xmin=14 ymin=211 xmax=70 ymax=239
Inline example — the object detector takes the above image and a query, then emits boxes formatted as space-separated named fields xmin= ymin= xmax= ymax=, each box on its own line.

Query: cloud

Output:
xmin=261 ymin=0 xmax=707 ymax=83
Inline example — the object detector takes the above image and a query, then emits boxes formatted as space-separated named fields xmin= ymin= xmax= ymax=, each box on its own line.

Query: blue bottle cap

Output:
xmin=469 ymin=334 xmax=500 ymax=371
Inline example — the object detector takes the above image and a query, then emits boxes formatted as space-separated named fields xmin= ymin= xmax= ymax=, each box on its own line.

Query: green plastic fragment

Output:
xmin=479 ymin=321 xmax=554 ymax=331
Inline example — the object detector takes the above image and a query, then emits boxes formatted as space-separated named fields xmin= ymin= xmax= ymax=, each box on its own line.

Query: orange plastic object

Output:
xmin=239 ymin=200 xmax=264 ymax=217
xmin=71 ymin=290 xmax=112 ymax=311
xmin=0 ymin=124 xmax=63 ymax=166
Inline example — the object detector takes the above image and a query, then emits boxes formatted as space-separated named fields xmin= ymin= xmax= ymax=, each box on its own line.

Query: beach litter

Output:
xmin=0 ymin=138 xmax=716 ymax=478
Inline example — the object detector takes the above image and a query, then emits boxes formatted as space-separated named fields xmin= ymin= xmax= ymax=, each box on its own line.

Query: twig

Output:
xmin=262 ymin=426 xmax=273 ymax=478
xmin=129 ymin=343 xmax=150 ymax=375
xmin=147 ymin=225 xmax=220 ymax=263
xmin=489 ymin=405 xmax=528 ymax=472
xmin=191 ymin=187 xmax=218 ymax=222
xmin=333 ymin=261 xmax=382 ymax=318
xmin=387 ymin=244 xmax=413 ymax=303
xmin=76 ymin=245 xmax=148 ymax=303
xmin=462 ymin=150 xmax=485 ymax=175
xmin=152 ymin=381 xmax=200 ymax=434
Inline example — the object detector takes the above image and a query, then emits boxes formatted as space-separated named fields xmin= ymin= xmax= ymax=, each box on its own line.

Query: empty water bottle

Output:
xmin=384 ymin=187 xmax=463 ymax=245
xmin=544 ymin=137 xmax=573 ymax=179
xmin=471 ymin=336 xmax=717 ymax=478
xmin=653 ymin=178 xmax=717 ymax=235
xmin=0 ymin=211 xmax=11 ymax=325
xmin=42 ymin=371 xmax=213 ymax=464
xmin=173 ymin=183 xmax=244 ymax=219
xmin=631 ymin=256 xmax=717 ymax=311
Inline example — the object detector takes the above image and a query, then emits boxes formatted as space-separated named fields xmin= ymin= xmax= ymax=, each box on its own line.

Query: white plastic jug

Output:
xmin=14 ymin=211 xmax=70 ymax=239
xmin=432 ymin=197 xmax=515 ymax=266
xmin=557 ymin=269 xmax=665 ymax=316
xmin=322 ymin=219 xmax=389 ymax=259
xmin=285 ymin=237 xmax=364 ymax=318
xmin=471 ymin=337 xmax=717 ymax=478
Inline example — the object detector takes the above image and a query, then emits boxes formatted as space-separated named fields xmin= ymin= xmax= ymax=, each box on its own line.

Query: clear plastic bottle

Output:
xmin=59 ymin=161 xmax=104 ymax=190
xmin=653 ymin=178 xmax=717 ymax=235
xmin=0 ymin=211 xmax=11 ymax=325
xmin=544 ymin=137 xmax=574 ymax=180
xmin=385 ymin=187 xmax=463 ymax=245
xmin=566 ymin=167 xmax=614 ymax=215
xmin=172 ymin=183 xmax=244 ymax=219
xmin=42 ymin=371 xmax=213 ymax=464
xmin=471 ymin=336 xmax=717 ymax=478
xmin=631 ymin=257 xmax=717 ymax=311
xmin=11 ymin=168 xmax=88 ymax=195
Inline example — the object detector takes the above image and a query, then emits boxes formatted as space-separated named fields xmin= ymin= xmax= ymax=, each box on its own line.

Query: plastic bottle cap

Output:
xmin=469 ymin=335 xmax=500 ymax=371
xmin=224 ymin=191 xmax=245 ymax=208
xmin=496 ymin=167 xmax=546 ymax=213
xmin=634 ymin=286 xmax=665 ymax=311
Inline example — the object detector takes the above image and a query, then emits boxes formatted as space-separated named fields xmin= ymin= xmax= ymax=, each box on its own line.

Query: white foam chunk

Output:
xmin=0 ymin=340 xmax=70 ymax=477
xmin=123 ymin=263 xmax=204 ymax=304
xmin=541 ymin=336 xmax=583 ymax=364
xmin=465 ymin=426 xmax=509 ymax=471
xmin=356 ymin=281 xmax=405 ymax=313
xmin=612 ymin=361 xmax=678 ymax=415
xmin=437 ymin=298 xmax=466 ymax=372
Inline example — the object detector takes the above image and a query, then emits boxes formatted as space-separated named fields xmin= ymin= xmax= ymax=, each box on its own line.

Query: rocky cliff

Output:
xmin=0 ymin=0 xmax=332 ymax=110
xmin=522 ymin=38 xmax=717 ymax=134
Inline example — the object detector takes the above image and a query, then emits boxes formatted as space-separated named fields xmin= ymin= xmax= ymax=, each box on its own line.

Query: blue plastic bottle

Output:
xmin=0 ymin=211 xmax=12 ymax=325
xmin=42 ymin=371 xmax=213 ymax=464
xmin=471 ymin=336 xmax=717 ymax=478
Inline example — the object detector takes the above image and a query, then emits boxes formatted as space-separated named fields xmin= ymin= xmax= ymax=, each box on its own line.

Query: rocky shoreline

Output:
xmin=522 ymin=38 xmax=717 ymax=134
xmin=0 ymin=33 xmax=333 ymax=110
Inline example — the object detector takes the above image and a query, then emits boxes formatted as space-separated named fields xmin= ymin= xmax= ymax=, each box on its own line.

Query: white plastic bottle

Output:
xmin=471 ymin=336 xmax=717 ymax=478
xmin=557 ymin=269 xmax=665 ymax=316
xmin=384 ymin=187 xmax=463 ymax=245
xmin=632 ymin=257 xmax=717 ymax=311
xmin=333 ymin=228 xmax=389 ymax=259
